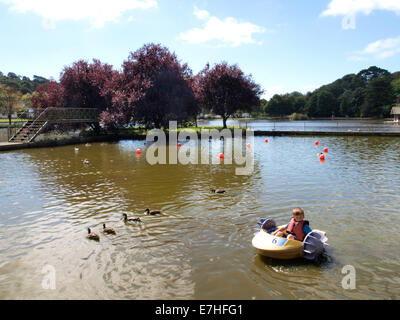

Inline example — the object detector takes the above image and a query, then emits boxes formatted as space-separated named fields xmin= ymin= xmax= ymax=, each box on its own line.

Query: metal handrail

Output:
xmin=28 ymin=121 xmax=49 ymax=142
xmin=38 ymin=108 xmax=99 ymax=121
xmin=8 ymin=107 xmax=99 ymax=142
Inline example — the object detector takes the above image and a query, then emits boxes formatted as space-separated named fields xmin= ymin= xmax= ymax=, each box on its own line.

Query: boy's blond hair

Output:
xmin=293 ymin=207 xmax=304 ymax=216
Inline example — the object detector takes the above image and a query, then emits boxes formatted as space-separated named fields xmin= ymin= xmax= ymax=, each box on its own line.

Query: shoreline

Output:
xmin=1 ymin=129 xmax=400 ymax=152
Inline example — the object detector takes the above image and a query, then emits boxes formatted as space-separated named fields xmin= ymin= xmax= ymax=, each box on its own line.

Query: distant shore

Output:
xmin=198 ymin=116 xmax=394 ymax=121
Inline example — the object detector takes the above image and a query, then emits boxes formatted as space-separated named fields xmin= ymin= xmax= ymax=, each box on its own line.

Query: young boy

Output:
xmin=271 ymin=207 xmax=312 ymax=241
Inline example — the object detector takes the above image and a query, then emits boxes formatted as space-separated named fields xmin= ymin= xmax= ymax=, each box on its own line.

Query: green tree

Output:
xmin=316 ymin=90 xmax=337 ymax=117
xmin=350 ymin=87 xmax=366 ymax=117
xmin=0 ymin=84 xmax=23 ymax=124
xmin=33 ymin=75 xmax=48 ymax=85
xmin=392 ymin=78 xmax=400 ymax=99
xmin=265 ymin=94 xmax=284 ymax=116
xmin=361 ymin=77 xmax=395 ymax=117
xmin=7 ymin=72 xmax=19 ymax=79
xmin=339 ymin=90 xmax=353 ymax=117
xmin=289 ymin=92 xmax=306 ymax=113
xmin=304 ymin=93 xmax=319 ymax=117
xmin=357 ymin=66 xmax=391 ymax=88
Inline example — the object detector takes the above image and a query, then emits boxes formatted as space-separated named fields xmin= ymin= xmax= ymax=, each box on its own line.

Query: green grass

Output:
xmin=0 ymin=119 xmax=29 ymax=123
xmin=0 ymin=123 xmax=24 ymax=128
xmin=80 ymin=125 xmax=246 ymax=137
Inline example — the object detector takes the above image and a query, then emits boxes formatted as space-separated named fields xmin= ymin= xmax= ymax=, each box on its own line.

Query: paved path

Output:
xmin=0 ymin=142 xmax=26 ymax=151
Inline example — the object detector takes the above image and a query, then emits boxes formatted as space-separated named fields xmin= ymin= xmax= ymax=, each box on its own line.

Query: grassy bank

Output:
xmin=80 ymin=125 xmax=244 ymax=138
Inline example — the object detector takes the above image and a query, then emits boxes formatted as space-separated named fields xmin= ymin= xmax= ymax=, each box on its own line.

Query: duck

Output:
xmin=102 ymin=223 xmax=116 ymax=234
xmin=144 ymin=208 xmax=162 ymax=215
xmin=83 ymin=159 xmax=90 ymax=165
xmin=86 ymin=228 xmax=99 ymax=241
xmin=317 ymin=153 xmax=325 ymax=160
xmin=122 ymin=213 xmax=141 ymax=222
xmin=211 ymin=189 xmax=226 ymax=194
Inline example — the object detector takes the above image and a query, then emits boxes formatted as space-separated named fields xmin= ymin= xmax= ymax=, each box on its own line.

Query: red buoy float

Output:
xmin=265 ymin=139 xmax=268 ymax=143
xmin=323 ymin=147 xmax=328 ymax=153
xmin=178 ymin=143 xmax=182 ymax=147
xmin=319 ymin=154 xmax=325 ymax=160
xmin=219 ymin=153 xmax=224 ymax=159
xmin=136 ymin=149 xmax=141 ymax=155
xmin=315 ymin=141 xmax=319 ymax=146
xmin=246 ymin=143 xmax=251 ymax=148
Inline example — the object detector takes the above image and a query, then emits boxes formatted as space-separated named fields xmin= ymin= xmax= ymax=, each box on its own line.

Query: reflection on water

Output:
xmin=0 ymin=136 xmax=400 ymax=299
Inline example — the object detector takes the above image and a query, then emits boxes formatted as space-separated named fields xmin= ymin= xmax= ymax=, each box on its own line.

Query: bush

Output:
xmin=289 ymin=113 xmax=309 ymax=121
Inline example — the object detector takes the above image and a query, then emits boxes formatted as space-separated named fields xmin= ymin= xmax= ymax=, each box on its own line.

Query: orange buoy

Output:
xmin=323 ymin=147 xmax=328 ymax=153
xmin=136 ymin=149 xmax=141 ymax=154
xmin=178 ymin=143 xmax=182 ymax=147
xmin=265 ymin=139 xmax=268 ymax=143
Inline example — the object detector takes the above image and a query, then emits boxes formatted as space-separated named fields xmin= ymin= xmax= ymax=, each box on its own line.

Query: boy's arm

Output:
xmin=273 ymin=223 xmax=289 ymax=234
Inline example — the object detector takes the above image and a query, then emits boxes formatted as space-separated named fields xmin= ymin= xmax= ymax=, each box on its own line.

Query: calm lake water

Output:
xmin=0 ymin=135 xmax=400 ymax=299
xmin=198 ymin=119 xmax=400 ymax=132
xmin=1 ymin=119 xmax=400 ymax=142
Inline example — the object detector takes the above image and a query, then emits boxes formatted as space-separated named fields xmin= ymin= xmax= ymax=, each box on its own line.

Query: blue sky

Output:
xmin=0 ymin=0 xmax=399 ymax=99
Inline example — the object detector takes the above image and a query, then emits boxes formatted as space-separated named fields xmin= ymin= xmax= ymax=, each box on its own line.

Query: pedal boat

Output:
xmin=252 ymin=226 xmax=326 ymax=260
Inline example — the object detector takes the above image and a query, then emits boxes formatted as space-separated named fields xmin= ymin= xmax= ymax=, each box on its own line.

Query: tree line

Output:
xmin=263 ymin=66 xmax=400 ymax=119
xmin=0 ymin=72 xmax=48 ymax=124
xmin=1 ymin=43 xmax=262 ymax=129
xmin=2 ymin=47 xmax=399 ymax=129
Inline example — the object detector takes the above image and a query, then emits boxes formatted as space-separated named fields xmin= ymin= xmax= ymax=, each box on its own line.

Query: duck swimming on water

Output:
xmin=102 ymin=224 xmax=116 ymax=234
xmin=144 ymin=208 xmax=162 ymax=215
xmin=211 ymin=189 xmax=226 ymax=194
xmin=122 ymin=213 xmax=141 ymax=222
xmin=86 ymin=228 xmax=99 ymax=241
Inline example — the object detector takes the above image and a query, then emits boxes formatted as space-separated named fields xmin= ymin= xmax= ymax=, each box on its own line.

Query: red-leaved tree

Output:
xmin=60 ymin=59 xmax=115 ymax=110
xmin=107 ymin=43 xmax=198 ymax=128
xmin=30 ymin=81 xmax=65 ymax=113
xmin=196 ymin=62 xmax=263 ymax=128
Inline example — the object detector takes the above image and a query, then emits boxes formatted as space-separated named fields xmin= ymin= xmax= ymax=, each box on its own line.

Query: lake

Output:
xmin=1 ymin=119 xmax=400 ymax=143
xmin=198 ymin=119 xmax=400 ymax=132
xmin=0 ymin=135 xmax=399 ymax=299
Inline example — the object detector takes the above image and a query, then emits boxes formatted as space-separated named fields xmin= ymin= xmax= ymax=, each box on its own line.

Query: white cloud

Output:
xmin=179 ymin=7 xmax=265 ymax=47
xmin=193 ymin=6 xmax=210 ymax=20
xmin=350 ymin=36 xmax=400 ymax=60
xmin=0 ymin=0 xmax=157 ymax=28
xmin=321 ymin=0 xmax=400 ymax=29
